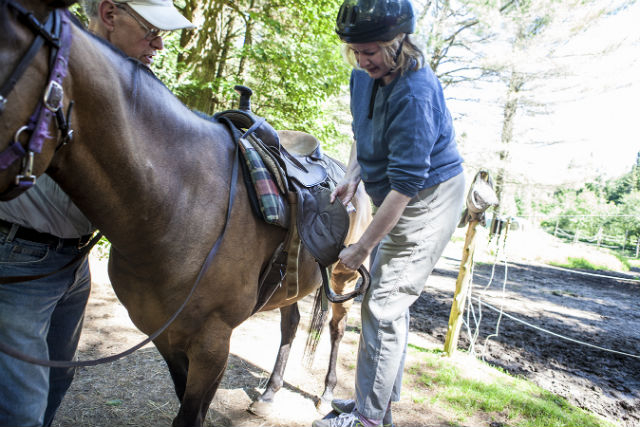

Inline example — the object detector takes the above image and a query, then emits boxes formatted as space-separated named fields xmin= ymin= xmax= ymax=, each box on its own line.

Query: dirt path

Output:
xmin=53 ymin=239 xmax=640 ymax=427
xmin=421 ymin=254 xmax=640 ymax=427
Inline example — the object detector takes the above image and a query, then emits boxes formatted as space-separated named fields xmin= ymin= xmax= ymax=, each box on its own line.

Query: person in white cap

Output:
xmin=85 ymin=0 xmax=195 ymax=66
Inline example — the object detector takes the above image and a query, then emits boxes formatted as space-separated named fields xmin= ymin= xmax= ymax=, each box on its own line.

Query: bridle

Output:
xmin=0 ymin=1 xmax=74 ymax=200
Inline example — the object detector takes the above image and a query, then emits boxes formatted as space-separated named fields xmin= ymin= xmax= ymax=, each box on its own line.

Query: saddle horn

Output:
xmin=234 ymin=85 xmax=253 ymax=112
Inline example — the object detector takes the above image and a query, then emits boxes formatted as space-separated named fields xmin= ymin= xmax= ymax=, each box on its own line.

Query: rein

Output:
xmin=0 ymin=3 xmax=74 ymax=200
xmin=0 ymin=2 xmax=242 ymax=368
xmin=0 ymin=143 xmax=241 ymax=368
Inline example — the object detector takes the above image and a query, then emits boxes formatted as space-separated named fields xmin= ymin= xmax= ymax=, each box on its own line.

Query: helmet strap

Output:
xmin=368 ymin=79 xmax=381 ymax=119
xmin=388 ymin=35 xmax=406 ymax=73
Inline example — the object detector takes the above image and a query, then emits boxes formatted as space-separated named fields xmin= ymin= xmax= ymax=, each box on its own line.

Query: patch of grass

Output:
xmin=550 ymin=257 xmax=609 ymax=271
xmin=405 ymin=349 xmax=616 ymax=427
xmin=451 ymin=235 xmax=465 ymax=244
xmin=613 ymin=253 xmax=632 ymax=271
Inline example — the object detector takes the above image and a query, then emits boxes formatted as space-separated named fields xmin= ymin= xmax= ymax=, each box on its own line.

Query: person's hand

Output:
xmin=330 ymin=179 xmax=359 ymax=206
xmin=337 ymin=242 xmax=370 ymax=271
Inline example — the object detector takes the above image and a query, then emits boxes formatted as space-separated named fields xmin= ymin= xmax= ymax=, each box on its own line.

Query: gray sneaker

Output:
xmin=312 ymin=411 xmax=373 ymax=427
xmin=330 ymin=399 xmax=394 ymax=427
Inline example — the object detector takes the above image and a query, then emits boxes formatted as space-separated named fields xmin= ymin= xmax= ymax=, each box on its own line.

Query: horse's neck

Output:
xmin=51 ymin=28 xmax=235 ymax=255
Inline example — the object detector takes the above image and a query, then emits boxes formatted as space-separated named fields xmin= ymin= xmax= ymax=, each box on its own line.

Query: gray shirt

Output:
xmin=0 ymin=174 xmax=93 ymax=238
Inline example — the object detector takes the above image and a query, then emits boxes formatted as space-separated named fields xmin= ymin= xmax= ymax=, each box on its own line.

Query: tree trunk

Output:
xmin=494 ymin=69 xmax=524 ymax=217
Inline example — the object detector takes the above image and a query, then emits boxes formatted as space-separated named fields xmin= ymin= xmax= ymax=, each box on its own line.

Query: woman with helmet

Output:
xmin=313 ymin=0 xmax=465 ymax=426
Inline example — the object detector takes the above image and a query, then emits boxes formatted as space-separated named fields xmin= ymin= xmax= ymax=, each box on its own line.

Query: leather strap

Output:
xmin=0 ymin=142 xmax=241 ymax=368
xmin=284 ymin=194 xmax=301 ymax=300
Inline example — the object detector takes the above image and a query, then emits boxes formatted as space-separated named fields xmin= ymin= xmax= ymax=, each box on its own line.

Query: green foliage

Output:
xmin=151 ymin=32 xmax=183 ymax=92
xmin=550 ymin=257 xmax=608 ymax=271
xmin=605 ymin=154 xmax=640 ymax=204
xmin=167 ymin=0 xmax=349 ymax=150
xmin=540 ymin=157 xmax=640 ymax=257
xmin=70 ymin=3 xmax=88 ymax=25
xmin=95 ymin=235 xmax=111 ymax=260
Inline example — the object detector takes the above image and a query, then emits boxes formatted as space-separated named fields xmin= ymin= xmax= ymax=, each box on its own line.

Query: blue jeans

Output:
xmin=0 ymin=233 xmax=91 ymax=427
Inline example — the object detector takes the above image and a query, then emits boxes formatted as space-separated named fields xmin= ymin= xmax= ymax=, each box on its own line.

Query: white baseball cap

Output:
xmin=116 ymin=0 xmax=195 ymax=31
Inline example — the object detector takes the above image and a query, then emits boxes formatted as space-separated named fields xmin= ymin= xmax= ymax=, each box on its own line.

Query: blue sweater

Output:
xmin=350 ymin=67 xmax=463 ymax=206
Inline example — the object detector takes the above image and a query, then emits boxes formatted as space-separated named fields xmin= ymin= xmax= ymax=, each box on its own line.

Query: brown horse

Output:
xmin=0 ymin=1 xmax=371 ymax=426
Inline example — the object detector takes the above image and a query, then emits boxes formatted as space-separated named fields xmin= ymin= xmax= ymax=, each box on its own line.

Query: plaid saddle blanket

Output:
xmin=238 ymin=135 xmax=289 ymax=228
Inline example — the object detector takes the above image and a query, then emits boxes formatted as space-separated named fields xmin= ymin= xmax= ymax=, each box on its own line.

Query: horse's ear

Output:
xmin=44 ymin=0 xmax=77 ymax=8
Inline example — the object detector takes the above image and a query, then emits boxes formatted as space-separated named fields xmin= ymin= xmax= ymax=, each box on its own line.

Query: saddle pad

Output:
xmin=239 ymin=138 xmax=289 ymax=228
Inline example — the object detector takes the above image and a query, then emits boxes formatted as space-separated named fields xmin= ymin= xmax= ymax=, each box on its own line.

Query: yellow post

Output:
xmin=444 ymin=219 xmax=479 ymax=356
xmin=443 ymin=170 xmax=497 ymax=357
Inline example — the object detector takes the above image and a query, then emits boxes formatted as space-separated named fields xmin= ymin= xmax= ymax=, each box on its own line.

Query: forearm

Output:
xmin=357 ymin=190 xmax=411 ymax=252
xmin=344 ymin=140 xmax=361 ymax=183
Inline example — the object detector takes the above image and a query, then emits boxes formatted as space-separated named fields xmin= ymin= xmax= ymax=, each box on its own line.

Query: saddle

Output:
xmin=215 ymin=86 xmax=369 ymax=313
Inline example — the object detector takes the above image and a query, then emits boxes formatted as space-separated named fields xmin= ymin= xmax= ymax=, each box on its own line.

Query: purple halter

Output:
xmin=0 ymin=4 xmax=73 ymax=198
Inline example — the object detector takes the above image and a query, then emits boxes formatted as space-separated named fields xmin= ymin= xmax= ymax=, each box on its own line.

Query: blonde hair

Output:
xmin=342 ymin=33 xmax=425 ymax=75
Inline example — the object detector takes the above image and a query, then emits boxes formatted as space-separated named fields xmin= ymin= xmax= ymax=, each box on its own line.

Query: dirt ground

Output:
xmin=53 ymin=231 xmax=640 ymax=427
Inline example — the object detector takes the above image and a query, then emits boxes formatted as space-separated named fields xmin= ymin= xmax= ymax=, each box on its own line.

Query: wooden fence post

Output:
xmin=444 ymin=170 xmax=498 ymax=357
xmin=597 ymin=227 xmax=603 ymax=248
xmin=444 ymin=219 xmax=480 ymax=356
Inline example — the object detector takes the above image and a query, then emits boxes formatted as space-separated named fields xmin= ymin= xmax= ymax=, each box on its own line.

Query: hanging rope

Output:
xmin=461 ymin=218 xmax=512 ymax=360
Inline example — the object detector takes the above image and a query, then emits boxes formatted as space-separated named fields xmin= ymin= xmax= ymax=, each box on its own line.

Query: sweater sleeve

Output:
xmin=385 ymin=94 xmax=440 ymax=198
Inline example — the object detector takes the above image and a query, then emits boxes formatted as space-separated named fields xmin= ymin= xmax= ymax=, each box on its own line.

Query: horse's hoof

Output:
xmin=315 ymin=396 xmax=332 ymax=414
xmin=248 ymin=400 xmax=273 ymax=417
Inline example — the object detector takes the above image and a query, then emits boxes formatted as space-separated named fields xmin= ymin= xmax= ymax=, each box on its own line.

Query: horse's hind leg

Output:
xmin=316 ymin=299 xmax=352 ymax=411
xmin=172 ymin=327 xmax=233 ymax=427
xmin=248 ymin=303 xmax=300 ymax=417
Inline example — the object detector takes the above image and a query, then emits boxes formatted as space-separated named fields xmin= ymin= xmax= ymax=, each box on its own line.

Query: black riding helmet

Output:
xmin=335 ymin=0 xmax=415 ymax=43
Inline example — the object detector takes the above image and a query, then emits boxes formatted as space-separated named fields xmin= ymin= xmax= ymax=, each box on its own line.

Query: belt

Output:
xmin=0 ymin=219 xmax=92 ymax=248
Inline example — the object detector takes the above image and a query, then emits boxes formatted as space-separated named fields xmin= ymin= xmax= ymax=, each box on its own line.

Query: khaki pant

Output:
xmin=355 ymin=172 xmax=466 ymax=420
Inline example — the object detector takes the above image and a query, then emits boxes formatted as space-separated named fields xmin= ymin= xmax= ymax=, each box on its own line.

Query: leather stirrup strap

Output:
xmin=284 ymin=194 xmax=301 ymax=300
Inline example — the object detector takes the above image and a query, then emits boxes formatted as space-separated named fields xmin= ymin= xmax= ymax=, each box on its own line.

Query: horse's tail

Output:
xmin=303 ymin=287 xmax=329 ymax=368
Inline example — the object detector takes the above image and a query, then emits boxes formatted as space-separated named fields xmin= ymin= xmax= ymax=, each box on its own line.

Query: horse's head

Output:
xmin=0 ymin=0 xmax=76 ymax=199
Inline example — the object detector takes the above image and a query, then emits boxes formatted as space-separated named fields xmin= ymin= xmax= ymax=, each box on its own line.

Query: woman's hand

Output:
xmin=330 ymin=179 xmax=359 ymax=206
xmin=338 ymin=242 xmax=370 ymax=271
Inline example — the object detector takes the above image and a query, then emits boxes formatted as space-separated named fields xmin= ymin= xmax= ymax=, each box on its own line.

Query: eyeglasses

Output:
xmin=115 ymin=4 xmax=169 ymax=41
